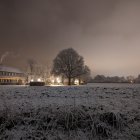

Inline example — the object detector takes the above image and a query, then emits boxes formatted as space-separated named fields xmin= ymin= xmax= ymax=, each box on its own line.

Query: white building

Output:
xmin=0 ymin=65 xmax=26 ymax=85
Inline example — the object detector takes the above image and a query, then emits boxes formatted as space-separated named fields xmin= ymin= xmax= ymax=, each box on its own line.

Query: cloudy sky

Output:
xmin=0 ymin=0 xmax=140 ymax=77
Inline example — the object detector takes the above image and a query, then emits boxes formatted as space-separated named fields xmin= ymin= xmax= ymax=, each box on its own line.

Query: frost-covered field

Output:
xmin=0 ymin=84 xmax=140 ymax=140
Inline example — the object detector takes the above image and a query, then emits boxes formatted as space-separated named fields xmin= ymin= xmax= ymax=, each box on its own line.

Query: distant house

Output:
xmin=0 ymin=65 xmax=26 ymax=85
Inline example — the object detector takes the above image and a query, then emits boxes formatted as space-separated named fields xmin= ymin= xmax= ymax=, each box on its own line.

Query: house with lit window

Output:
xmin=0 ymin=65 xmax=26 ymax=85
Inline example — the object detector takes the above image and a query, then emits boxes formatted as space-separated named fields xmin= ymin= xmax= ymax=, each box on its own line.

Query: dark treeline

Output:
xmin=90 ymin=75 xmax=140 ymax=83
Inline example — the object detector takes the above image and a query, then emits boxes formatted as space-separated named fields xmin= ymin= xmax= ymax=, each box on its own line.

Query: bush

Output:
xmin=29 ymin=82 xmax=45 ymax=86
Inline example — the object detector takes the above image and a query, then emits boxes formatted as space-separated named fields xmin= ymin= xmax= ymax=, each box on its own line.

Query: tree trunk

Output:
xmin=68 ymin=77 xmax=71 ymax=85
xmin=62 ymin=76 xmax=64 ymax=85
xmin=79 ymin=78 xmax=81 ymax=85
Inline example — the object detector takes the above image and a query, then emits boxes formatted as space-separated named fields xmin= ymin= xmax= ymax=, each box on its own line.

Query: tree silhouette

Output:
xmin=52 ymin=48 xmax=90 ymax=85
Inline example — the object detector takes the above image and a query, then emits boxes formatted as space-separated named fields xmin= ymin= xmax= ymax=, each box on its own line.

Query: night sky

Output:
xmin=0 ymin=0 xmax=140 ymax=77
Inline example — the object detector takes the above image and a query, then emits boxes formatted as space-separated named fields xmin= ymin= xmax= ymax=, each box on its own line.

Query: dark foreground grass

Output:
xmin=0 ymin=105 xmax=139 ymax=140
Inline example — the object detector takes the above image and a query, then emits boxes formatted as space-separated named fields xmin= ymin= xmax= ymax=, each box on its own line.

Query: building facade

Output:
xmin=0 ymin=65 xmax=26 ymax=85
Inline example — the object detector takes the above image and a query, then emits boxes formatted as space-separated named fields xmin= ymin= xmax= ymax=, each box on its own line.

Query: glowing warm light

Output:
xmin=51 ymin=79 xmax=55 ymax=83
xmin=31 ymin=79 xmax=34 ymax=82
xmin=56 ymin=77 xmax=61 ymax=83
xmin=37 ymin=78 xmax=41 ymax=82
xmin=74 ymin=79 xmax=79 ymax=85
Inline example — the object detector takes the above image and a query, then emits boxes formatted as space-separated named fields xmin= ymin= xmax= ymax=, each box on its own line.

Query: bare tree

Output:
xmin=135 ymin=75 xmax=140 ymax=83
xmin=78 ymin=65 xmax=91 ymax=84
xmin=27 ymin=59 xmax=37 ymax=74
xmin=52 ymin=48 xmax=90 ymax=85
